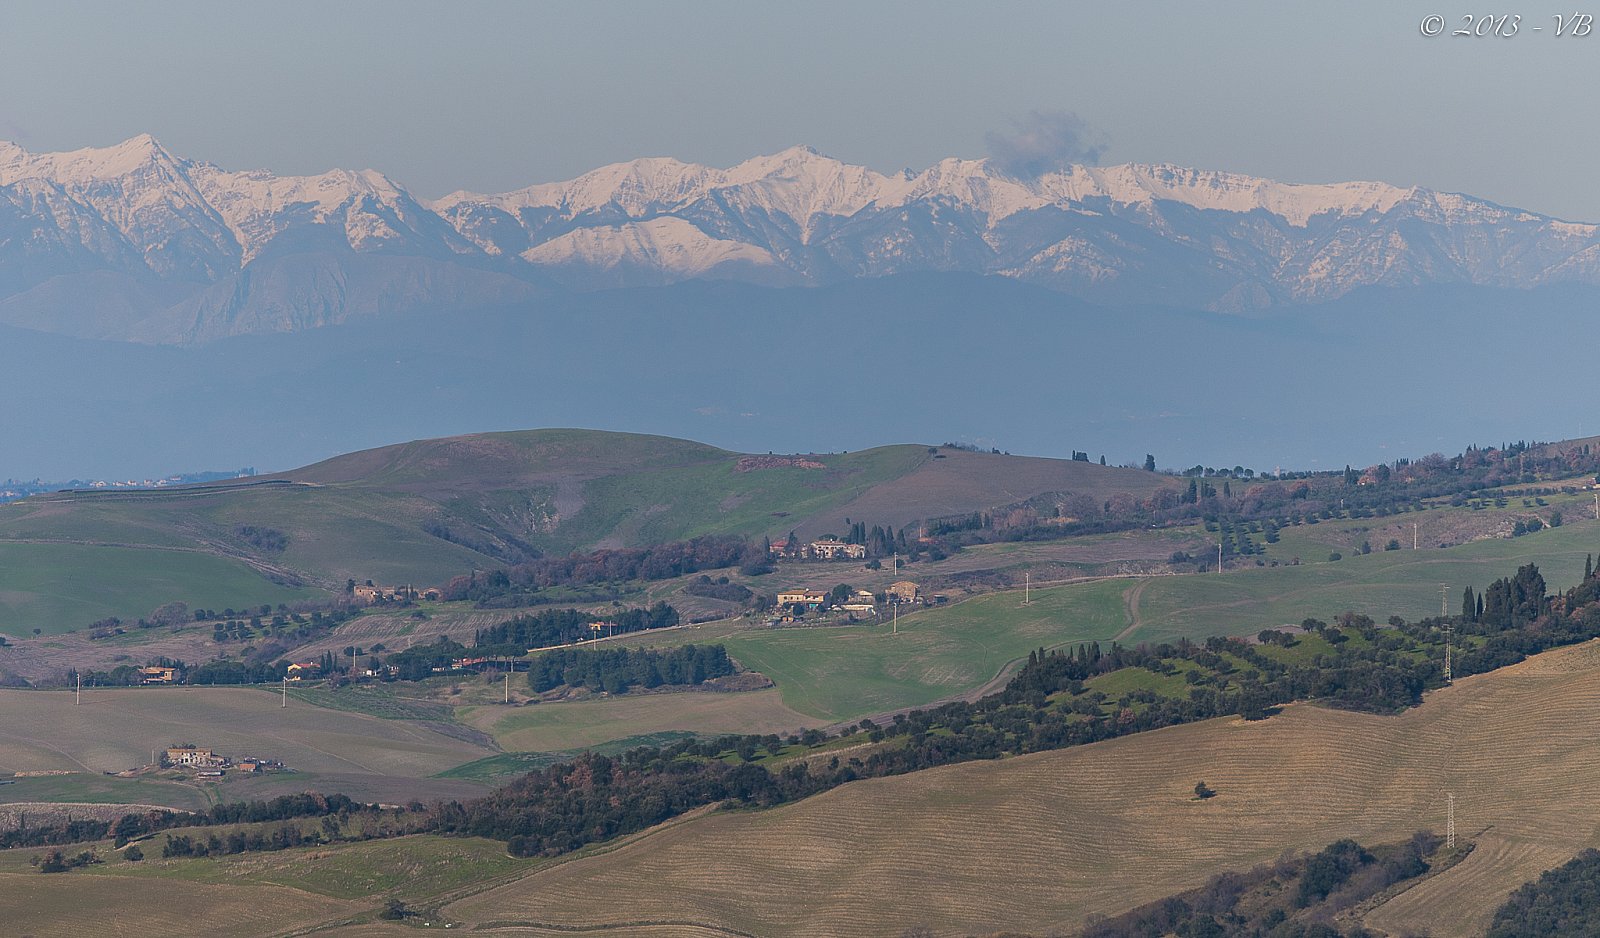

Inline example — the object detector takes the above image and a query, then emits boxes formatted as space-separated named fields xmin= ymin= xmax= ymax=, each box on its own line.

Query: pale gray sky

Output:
xmin=2 ymin=1 xmax=1597 ymax=216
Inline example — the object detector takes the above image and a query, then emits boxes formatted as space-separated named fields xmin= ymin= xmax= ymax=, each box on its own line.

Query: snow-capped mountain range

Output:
xmin=4 ymin=134 xmax=1599 ymax=343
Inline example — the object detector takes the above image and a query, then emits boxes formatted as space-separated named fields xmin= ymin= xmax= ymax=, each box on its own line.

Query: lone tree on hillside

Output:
xmin=1194 ymin=780 xmax=1217 ymax=800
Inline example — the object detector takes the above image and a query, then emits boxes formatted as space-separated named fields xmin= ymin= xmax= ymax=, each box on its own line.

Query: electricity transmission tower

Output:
xmin=1440 ymin=583 xmax=1453 ymax=684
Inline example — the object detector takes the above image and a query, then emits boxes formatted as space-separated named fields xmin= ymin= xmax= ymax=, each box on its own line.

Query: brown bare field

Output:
xmin=0 ymin=687 xmax=491 ymax=793
xmin=462 ymin=687 xmax=815 ymax=752
xmin=0 ymin=871 xmax=360 ymax=937
xmin=439 ymin=640 xmax=1600 ymax=938
xmin=0 ymin=621 xmax=238 ymax=686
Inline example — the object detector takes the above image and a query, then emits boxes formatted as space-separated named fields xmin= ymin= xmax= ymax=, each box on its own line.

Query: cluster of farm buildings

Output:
xmin=774 ymin=580 xmax=934 ymax=617
xmin=769 ymin=537 xmax=869 ymax=560
xmin=157 ymin=746 xmax=284 ymax=777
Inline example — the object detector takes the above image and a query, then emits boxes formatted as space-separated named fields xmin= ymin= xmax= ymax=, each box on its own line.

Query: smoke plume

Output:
xmin=984 ymin=110 xmax=1107 ymax=178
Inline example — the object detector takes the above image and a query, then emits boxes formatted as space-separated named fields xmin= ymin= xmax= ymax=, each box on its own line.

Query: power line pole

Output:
xmin=75 ymin=671 xmax=80 ymax=706
xmin=1022 ymin=572 xmax=1032 ymax=606
xmin=1414 ymin=522 xmax=1419 ymax=550
xmin=1218 ymin=541 xmax=1223 ymax=574
xmin=281 ymin=676 xmax=287 ymax=708
xmin=1446 ymin=792 xmax=1456 ymax=850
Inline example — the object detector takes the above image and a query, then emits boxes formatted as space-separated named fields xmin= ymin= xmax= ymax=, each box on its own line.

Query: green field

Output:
xmin=592 ymin=515 xmax=1600 ymax=726
xmin=127 ymin=832 xmax=528 ymax=903
xmin=713 ymin=577 xmax=1132 ymax=721
xmin=0 ymin=773 xmax=212 ymax=812
xmin=0 ymin=542 xmax=313 ymax=636
xmin=465 ymin=687 xmax=816 ymax=753
xmin=1129 ymin=518 xmax=1598 ymax=643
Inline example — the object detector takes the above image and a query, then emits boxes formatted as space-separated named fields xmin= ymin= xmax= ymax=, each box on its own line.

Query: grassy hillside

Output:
xmin=0 ymin=428 xmax=1173 ymax=634
xmin=1129 ymin=515 xmax=1598 ymax=643
xmin=586 ymin=515 xmax=1597 ymax=727
xmin=433 ymin=640 xmax=1600 ymax=938
xmin=0 ymin=542 xmax=314 ymax=636
xmin=719 ymin=576 xmax=1132 ymax=720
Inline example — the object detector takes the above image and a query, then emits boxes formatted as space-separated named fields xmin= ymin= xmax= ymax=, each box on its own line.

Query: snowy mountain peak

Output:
xmin=0 ymin=133 xmax=182 ymax=186
xmin=5 ymin=135 xmax=1600 ymax=344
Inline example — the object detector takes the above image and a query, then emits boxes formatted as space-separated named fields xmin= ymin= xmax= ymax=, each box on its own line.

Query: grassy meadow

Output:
xmin=461 ymin=688 xmax=815 ymax=754
xmin=0 ymin=542 xmax=313 ymax=636
xmin=717 ymin=576 xmax=1132 ymax=720
xmin=1129 ymin=513 xmax=1599 ymax=643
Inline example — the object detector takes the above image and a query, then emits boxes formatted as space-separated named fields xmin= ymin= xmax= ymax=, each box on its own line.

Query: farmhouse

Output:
xmin=888 ymin=580 xmax=921 ymax=603
xmin=165 ymin=746 xmax=222 ymax=768
xmin=809 ymin=539 xmax=867 ymax=560
xmin=137 ymin=666 xmax=176 ymax=685
xmin=777 ymin=589 xmax=827 ymax=610
xmin=285 ymin=661 xmax=320 ymax=681
xmin=354 ymin=584 xmax=442 ymax=604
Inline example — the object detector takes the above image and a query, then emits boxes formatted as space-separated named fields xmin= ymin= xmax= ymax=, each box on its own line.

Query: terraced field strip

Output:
xmin=467 ymin=688 xmax=815 ymax=753
xmin=441 ymin=640 xmax=1600 ymax=938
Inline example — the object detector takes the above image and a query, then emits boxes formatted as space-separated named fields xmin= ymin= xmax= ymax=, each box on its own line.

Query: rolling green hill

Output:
xmin=0 ymin=428 xmax=1174 ymax=634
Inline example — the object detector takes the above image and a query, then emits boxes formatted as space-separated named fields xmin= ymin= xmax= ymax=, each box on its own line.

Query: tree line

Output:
xmin=474 ymin=601 xmax=680 ymax=651
xmin=1080 ymin=834 xmax=1440 ymax=938
xmin=527 ymin=644 xmax=734 ymax=695
xmin=3 ymin=792 xmax=379 ymax=852
xmin=442 ymin=535 xmax=761 ymax=607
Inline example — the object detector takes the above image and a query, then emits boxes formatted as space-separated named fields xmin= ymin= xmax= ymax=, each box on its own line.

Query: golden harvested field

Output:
xmin=0 ymin=687 xmax=491 ymax=789
xmin=441 ymin=640 xmax=1600 ymax=938
xmin=463 ymin=687 xmax=815 ymax=752
xmin=0 ymin=871 xmax=359 ymax=937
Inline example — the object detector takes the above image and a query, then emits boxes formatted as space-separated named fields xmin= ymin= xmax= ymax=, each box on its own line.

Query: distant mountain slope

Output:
xmin=790 ymin=449 xmax=1169 ymax=542
xmin=7 ymin=136 xmax=1600 ymax=342
xmin=0 ymin=429 xmax=1177 ymax=600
